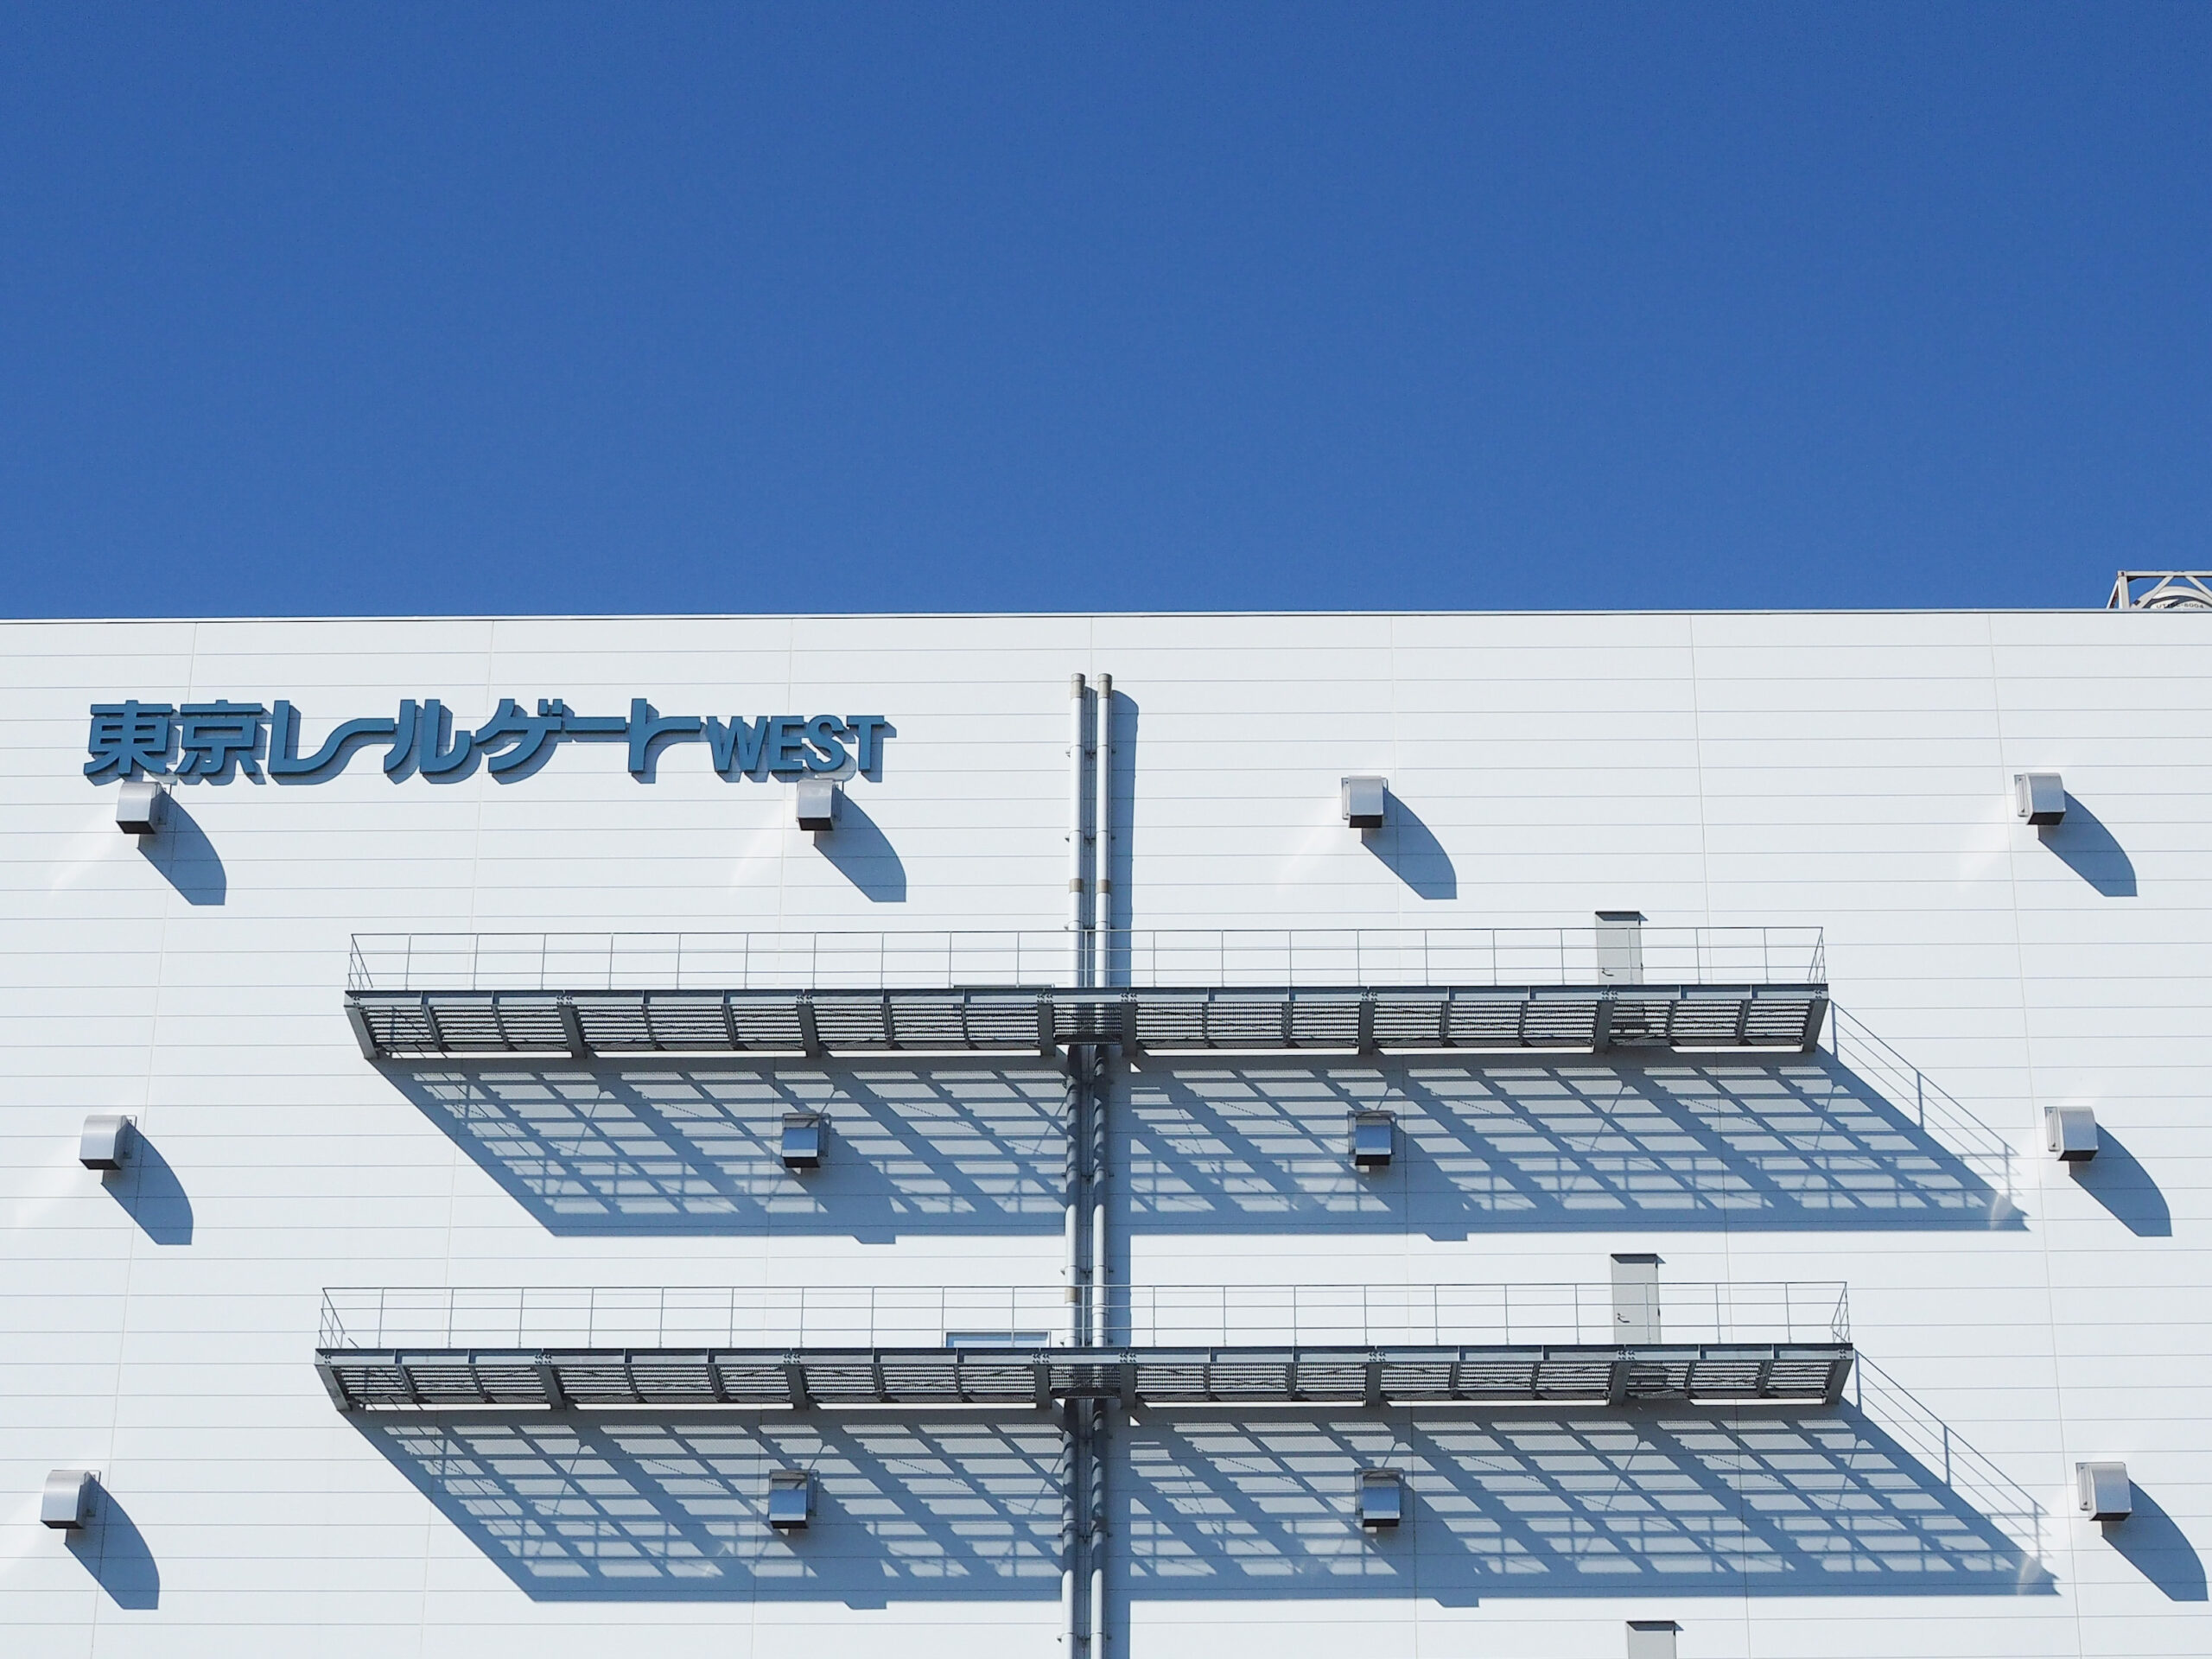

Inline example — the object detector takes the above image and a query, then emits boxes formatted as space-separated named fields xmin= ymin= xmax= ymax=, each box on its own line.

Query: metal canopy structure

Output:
xmin=345 ymin=982 xmax=1828 ymax=1060
xmin=313 ymin=1280 xmax=1855 ymax=1412
xmin=315 ymin=1339 xmax=1853 ymax=1413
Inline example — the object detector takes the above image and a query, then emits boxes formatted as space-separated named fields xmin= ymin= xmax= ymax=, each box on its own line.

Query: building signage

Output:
xmin=84 ymin=699 xmax=893 ymax=783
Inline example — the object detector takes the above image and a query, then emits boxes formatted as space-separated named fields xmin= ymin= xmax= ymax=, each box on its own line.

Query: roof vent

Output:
xmin=768 ymin=1469 xmax=814 ymax=1531
xmin=41 ymin=1470 xmax=94 ymax=1530
xmin=2077 ymin=1459 xmax=2132 ymax=1521
xmin=2046 ymin=1105 xmax=2098 ymax=1162
xmin=1340 ymin=775 xmax=1386 ymax=830
xmin=79 ymin=1114 xmax=133 ymax=1172
xmin=1357 ymin=1468 xmax=1403 ymax=1529
xmin=116 ymin=780 xmax=168 ymax=836
xmin=2013 ymin=772 xmax=2066 ymax=826
xmin=796 ymin=778 xmax=840 ymax=833
xmin=1351 ymin=1109 xmax=1395 ymax=1172
xmin=780 ymin=1112 xmax=823 ymax=1173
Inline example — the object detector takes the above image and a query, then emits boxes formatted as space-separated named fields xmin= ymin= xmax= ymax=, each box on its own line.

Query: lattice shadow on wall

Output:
xmin=1122 ymin=1403 xmax=2051 ymax=1600
xmin=1124 ymin=1046 xmax=2019 ymax=1240
xmin=359 ymin=1414 xmax=1066 ymax=1606
xmin=359 ymin=1397 xmax=2050 ymax=1605
xmin=386 ymin=1033 xmax=2013 ymax=1243
xmin=385 ymin=1062 xmax=1069 ymax=1240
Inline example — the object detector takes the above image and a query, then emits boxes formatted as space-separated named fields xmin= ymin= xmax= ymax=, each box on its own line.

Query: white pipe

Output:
xmin=1090 ymin=673 xmax=1112 ymax=1353
xmin=1090 ymin=1189 xmax=1107 ymax=1347
xmin=1093 ymin=672 xmax=1112 ymax=989
xmin=1063 ymin=1061 xmax=1082 ymax=1341
xmin=1068 ymin=674 xmax=1087 ymax=988
xmin=1089 ymin=1400 xmax=1107 ymax=1657
xmin=1060 ymin=1405 xmax=1077 ymax=1650
xmin=1090 ymin=1044 xmax=1108 ymax=1349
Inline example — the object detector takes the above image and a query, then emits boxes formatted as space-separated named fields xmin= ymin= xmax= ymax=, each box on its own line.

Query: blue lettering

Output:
xmin=804 ymin=715 xmax=850 ymax=773
xmin=847 ymin=715 xmax=894 ymax=773
xmin=627 ymin=700 xmax=703 ymax=777
xmin=768 ymin=715 xmax=809 ymax=773
xmin=706 ymin=715 xmax=772 ymax=776
xmin=91 ymin=697 xmax=896 ymax=788
xmin=270 ymin=701 xmax=400 ymax=780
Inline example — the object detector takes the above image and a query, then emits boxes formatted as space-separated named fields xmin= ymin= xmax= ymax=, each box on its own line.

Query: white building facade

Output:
xmin=4 ymin=601 xmax=2208 ymax=1657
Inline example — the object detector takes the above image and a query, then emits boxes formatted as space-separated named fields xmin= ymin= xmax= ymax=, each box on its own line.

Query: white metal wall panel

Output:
xmin=3 ymin=609 xmax=2208 ymax=1656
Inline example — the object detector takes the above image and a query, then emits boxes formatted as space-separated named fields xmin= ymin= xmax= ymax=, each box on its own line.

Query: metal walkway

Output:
xmin=346 ymin=982 xmax=1828 ymax=1059
xmin=316 ymin=1340 xmax=1853 ymax=1412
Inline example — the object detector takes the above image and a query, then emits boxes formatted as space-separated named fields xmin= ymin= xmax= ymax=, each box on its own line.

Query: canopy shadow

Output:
xmin=357 ymin=1391 xmax=2050 ymax=1606
xmin=1120 ymin=1401 xmax=2053 ymax=1602
xmin=385 ymin=1059 xmax=1068 ymax=1241
xmin=359 ymin=1411 xmax=1065 ymax=1607
xmin=1121 ymin=1048 xmax=2022 ymax=1241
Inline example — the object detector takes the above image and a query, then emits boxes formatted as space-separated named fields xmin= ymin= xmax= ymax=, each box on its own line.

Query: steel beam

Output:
xmin=347 ymin=982 xmax=1831 ymax=1062
xmin=315 ymin=1340 xmax=1854 ymax=1413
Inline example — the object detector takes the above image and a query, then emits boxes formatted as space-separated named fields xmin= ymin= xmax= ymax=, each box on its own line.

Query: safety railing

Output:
xmin=346 ymin=925 xmax=1825 ymax=994
xmin=1825 ymin=1006 xmax=2019 ymax=1216
xmin=319 ymin=1280 xmax=1850 ymax=1352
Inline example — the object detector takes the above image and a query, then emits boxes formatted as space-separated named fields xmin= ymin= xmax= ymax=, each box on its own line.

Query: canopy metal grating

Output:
xmin=315 ymin=1340 xmax=1853 ymax=1411
xmin=345 ymin=982 xmax=1828 ymax=1060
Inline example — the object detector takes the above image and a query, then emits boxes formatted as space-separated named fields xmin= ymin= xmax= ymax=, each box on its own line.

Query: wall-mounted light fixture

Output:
xmin=1356 ymin=1467 xmax=1403 ymax=1529
xmin=1351 ymin=1109 xmax=1395 ymax=1172
xmin=2077 ymin=1460 xmax=2131 ymax=1522
xmin=41 ymin=1469 xmax=93 ymax=1530
xmin=780 ymin=1112 xmax=824 ymax=1173
xmin=2014 ymin=772 xmax=2066 ymax=825
xmin=796 ymin=778 xmax=840 ymax=832
xmin=79 ymin=1114 xmax=133 ymax=1172
xmin=1625 ymin=1621 xmax=1680 ymax=1659
xmin=1340 ymin=775 xmax=1386 ymax=830
xmin=116 ymin=780 xmax=167 ymax=836
xmin=768 ymin=1469 xmax=814 ymax=1531
xmin=2046 ymin=1106 xmax=2099 ymax=1163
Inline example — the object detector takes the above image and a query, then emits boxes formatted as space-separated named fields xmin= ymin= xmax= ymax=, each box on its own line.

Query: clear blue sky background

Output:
xmin=3 ymin=3 xmax=2207 ymax=617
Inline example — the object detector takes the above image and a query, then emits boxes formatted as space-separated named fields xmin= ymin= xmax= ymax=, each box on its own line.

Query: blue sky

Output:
xmin=3 ymin=3 xmax=2207 ymax=617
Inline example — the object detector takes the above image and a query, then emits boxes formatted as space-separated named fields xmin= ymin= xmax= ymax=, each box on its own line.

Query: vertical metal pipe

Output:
xmin=1068 ymin=674 xmax=1088 ymax=988
xmin=1089 ymin=674 xmax=1114 ymax=1355
xmin=1088 ymin=1399 xmax=1107 ymax=1657
xmin=1063 ymin=1050 xmax=1083 ymax=1344
xmin=1093 ymin=672 xmax=1113 ymax=989
xmin=1060 ymin=1402 xmax=1078 ymax=1650
xmin=1090 ymin=1048 xmax=1108 ymax=1350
